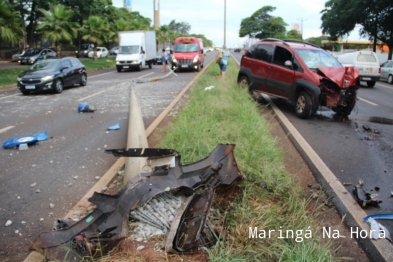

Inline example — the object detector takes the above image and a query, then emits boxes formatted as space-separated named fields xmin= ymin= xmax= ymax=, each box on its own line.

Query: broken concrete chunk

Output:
xmin=5 ymin=220 xmax=12 ymax=227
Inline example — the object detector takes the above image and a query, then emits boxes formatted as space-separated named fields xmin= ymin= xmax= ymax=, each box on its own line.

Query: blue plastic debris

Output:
xmin=107 ymin=123 xmax=120 ymax=130
xmin=78 ymin=102 xmax=96 ymax=113
xmin=2 ymin=132 xmax=48 ymax=149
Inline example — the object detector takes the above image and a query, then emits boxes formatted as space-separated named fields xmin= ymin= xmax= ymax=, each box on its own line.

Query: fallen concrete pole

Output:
xmin=124 ymin=84 xmax=149 ymax=183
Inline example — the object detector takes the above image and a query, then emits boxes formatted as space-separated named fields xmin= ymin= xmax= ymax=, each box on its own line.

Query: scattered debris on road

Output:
xmin=107 ymin=123 xmax=120 ymax=130
xmin=31 ymin=144 xmax=244 ymax=261
xmin=353 ymin=179 xmax=382 ymax=207
xmin=364 ymin=214 xmax=393 ymax=242
xmin=2 ymin=131 xmax=48 ymax=149
xmin=77 ymin=102 xmax=96 ymax=113
xmin=5 ymin=220 xmax=12 ymax=227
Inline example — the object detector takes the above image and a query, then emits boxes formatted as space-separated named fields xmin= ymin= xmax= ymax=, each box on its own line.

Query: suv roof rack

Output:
xmin=282 ymin=39 xmax=320 ymax=48
xmin=260 ymin=38 xmax=320 ymax=48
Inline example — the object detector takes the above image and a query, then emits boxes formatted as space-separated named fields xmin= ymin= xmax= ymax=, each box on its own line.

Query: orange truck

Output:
xmin=171 ymin=37 xmax=204 ymax=72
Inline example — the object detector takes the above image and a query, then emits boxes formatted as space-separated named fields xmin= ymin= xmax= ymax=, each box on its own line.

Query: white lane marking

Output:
xmin=378 ymin=82 xmax=393 ymax=90
xmin=0 ymin=94 xmax=18 ymax=101
xmin=0 ymin=125 xmax=15 ymax=134
xmin=77 ymin=72 xmax=156 ymax=101
xmin=88 ymin=71 xmax=116 ymax=79
xmin=358 ymin=97 xmax=379 ymax=106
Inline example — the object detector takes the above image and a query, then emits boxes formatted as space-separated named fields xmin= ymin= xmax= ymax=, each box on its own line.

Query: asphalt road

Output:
xmin=0 ymin=52 xmax=216 ymax=261
xmin=231 ymin=50 xmax=393 ymax=236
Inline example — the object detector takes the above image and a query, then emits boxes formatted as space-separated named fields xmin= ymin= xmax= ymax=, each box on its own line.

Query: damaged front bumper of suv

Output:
xmin=317 ymin=66 xmax=360 ymax=116
xmin=31 ymin=144 xmax=244 ymax=261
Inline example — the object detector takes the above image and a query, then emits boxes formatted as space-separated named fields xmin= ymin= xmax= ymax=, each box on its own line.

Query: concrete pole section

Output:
xmin=154 ymin=0 xmax=160 ymax=30
xmin=124 ymin=87 xmax=149 ymax=183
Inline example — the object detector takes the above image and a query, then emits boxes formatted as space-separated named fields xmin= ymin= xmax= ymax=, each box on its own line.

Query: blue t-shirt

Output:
xmin=221 ymin=50 xmax=230 ymax=65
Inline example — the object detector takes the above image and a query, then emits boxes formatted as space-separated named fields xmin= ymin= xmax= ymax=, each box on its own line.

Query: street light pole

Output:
xmin=224 ymin=0 xmax=226 ymax=48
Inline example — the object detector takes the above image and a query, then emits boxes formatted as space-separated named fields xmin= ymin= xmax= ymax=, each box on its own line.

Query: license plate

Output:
xmin=362 ymin=77 xmax=371 ymax=80
xmin=123 ymin=66 xmax=129 ymax=68
xmin=181 ymin=65 xmax=188 ymax=68
xmin=25 ymin=85 xmax=35 ymax=89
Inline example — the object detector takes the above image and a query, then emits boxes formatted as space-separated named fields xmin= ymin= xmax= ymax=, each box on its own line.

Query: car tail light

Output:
xmin=378 ymin=67 xmax=381 ymax=73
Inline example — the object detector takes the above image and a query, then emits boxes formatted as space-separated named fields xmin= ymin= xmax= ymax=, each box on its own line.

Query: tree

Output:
xmin=110 ymin=9 xmax=152 ymax=44
xmin=82 ymin=16 xmax=113 ymax=60
xmin=306 ymin=35 xmax=340 ymax=51
xmin=156 ymin=25 xmax=171 ymax=49
xmin=321 ymin=0 xmax=393 ymax=59
xmin=37 ymin=5 xmax=79 ymax=57
xmin=286 ymin=29 xmax=302 ymax=40
xmin=168 ymin=20 xmax=191 ymax=35
xmin=0 ymin=0 xmax=24 ymax=45
xmin=239 ymin=6 xmax=287 ymax=39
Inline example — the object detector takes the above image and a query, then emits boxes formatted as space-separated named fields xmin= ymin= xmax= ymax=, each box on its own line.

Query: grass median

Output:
xmin=153 ymin=59 xmax=337 ymax=261
xmin=0 ymin=57 xmax=116 ymax=88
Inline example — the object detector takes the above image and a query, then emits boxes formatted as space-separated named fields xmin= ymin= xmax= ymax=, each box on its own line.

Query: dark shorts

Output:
xmin=219 ymin=61 xmax=227 ymax=72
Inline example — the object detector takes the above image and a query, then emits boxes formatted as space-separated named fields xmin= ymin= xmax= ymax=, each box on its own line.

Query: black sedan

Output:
xmin=19 ymin=48 xmax=57 ymax=65
xmin=17 ymin=57 xmax=87 ymax=95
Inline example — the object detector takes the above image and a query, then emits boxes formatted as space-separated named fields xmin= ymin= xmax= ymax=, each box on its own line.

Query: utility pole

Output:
xmin=154 ymin=0 xmax=160 ymax=30
xmin=224 ymin=0 xmax=226 ymax=48
xmin=298 ymin=18 xmax=307 ymax=40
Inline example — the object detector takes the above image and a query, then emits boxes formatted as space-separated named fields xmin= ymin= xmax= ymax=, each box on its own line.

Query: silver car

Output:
xmin=380 ymin=60 xmax=393 ymax=84
xmin=12 ymin=50 xmax=25 ymax=62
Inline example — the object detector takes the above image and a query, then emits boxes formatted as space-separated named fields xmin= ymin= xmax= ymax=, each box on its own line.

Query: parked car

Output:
xmin=19 ymin=48 xmax=57 ymax=65
xmin=237 ymin=38 xmax=360 ymax=119
xmin=110 ymin=46 xmax=119 ymax=55
xmin=75 ymin=43 xmax=94 ymax=58
xmin=380 ymin=60 xmax=393 ymax=84
xmin=88 ymin=47 xmax=109 ymax=58
xmin=234 ymin=48 xmax=241 ymax=52
xmin=17 ymin=57 xmax=87 ymax=95
xmin=12 ymin=50 xmax=25 ymax=62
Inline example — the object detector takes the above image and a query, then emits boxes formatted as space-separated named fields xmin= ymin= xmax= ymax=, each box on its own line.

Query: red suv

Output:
xmin=237 ymin=39 xmax=360 ymax=119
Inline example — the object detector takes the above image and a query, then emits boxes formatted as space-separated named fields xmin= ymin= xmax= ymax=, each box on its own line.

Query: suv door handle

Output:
xmin=268 ymin=66 xmax=274 ymax=70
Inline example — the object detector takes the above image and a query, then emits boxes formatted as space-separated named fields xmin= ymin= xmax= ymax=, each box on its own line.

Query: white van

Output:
xmin=336 ymin=51 xmax=380 ymax=87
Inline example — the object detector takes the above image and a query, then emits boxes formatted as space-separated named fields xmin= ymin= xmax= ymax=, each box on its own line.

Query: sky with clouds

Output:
xmin=112 ymin=0 xmax=365 ymax=47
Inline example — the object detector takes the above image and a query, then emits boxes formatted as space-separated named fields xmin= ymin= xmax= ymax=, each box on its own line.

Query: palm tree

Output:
xmin=0 ymin=0 xmax=24 ymax=46
xmin=156 ymin=25 xmax=172 ymax=50
xmin=82 ymin=16 xmax=113 ymax=61
xmin=37 ymin=5 xmax=79 ymax=57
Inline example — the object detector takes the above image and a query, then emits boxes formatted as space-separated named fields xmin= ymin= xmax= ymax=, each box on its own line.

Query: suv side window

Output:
xmin=272 ymin=46 xmax=292 ymax=67
xmin=292 ymin=57 xmax=303 ymax=72
xmin=255 ymin=44 xmax=274 ymax=63
xmin=246 ymin=45 xmax=257 ymax=58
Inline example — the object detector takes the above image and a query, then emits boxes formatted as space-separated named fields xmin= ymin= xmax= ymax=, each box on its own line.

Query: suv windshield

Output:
xmin=295 ymin=49 xmax=342 ymax=69
xmin=30 ymin=59 xmax=60 ymax=70
xmin=119 ymin=46 xmax=139 ymax=54
xmin=174 ymin=43 xmax=198 ymax=52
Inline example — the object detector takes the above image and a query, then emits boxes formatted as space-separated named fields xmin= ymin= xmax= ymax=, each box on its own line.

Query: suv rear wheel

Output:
xmin=295 ymin=91 xmax=312 ymax=119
